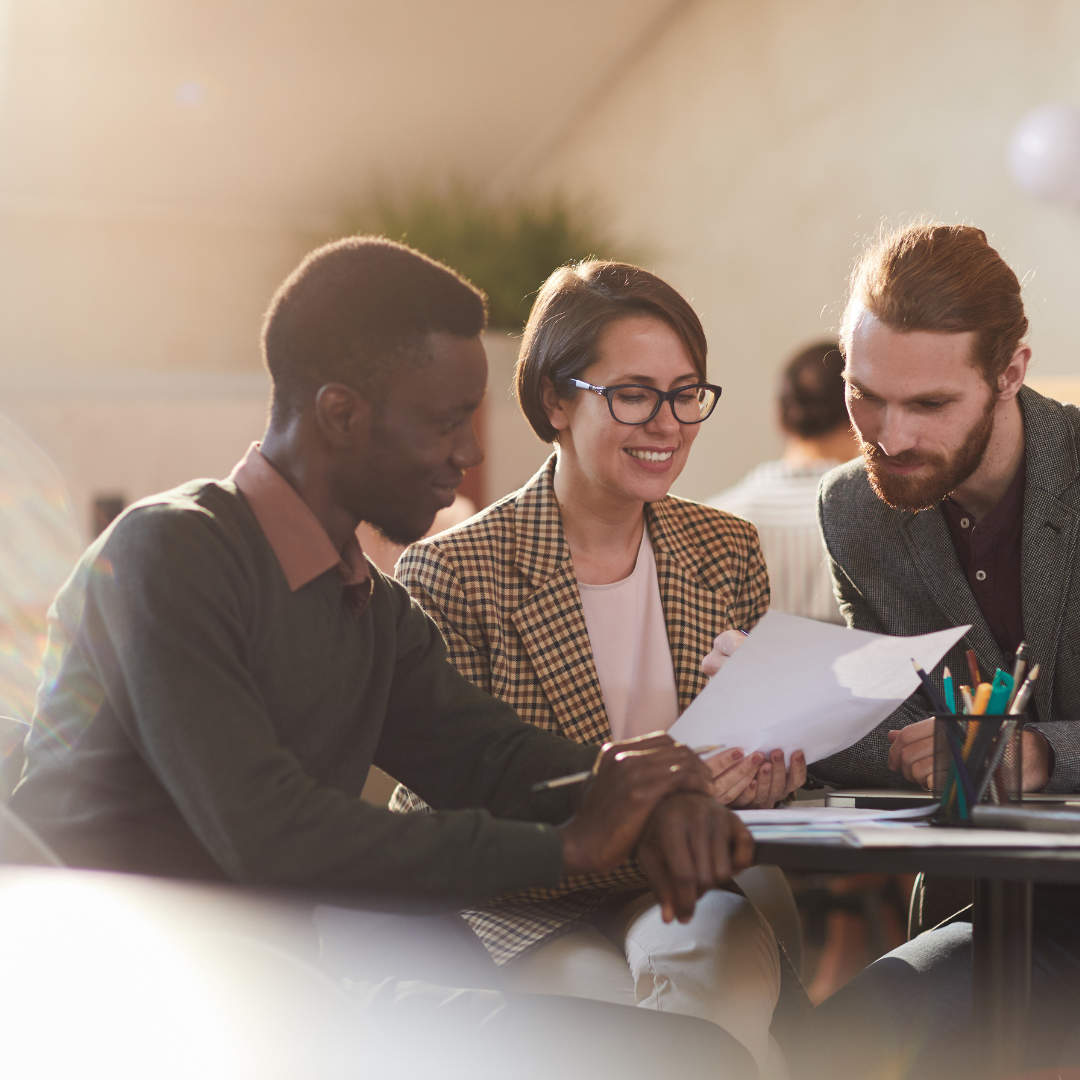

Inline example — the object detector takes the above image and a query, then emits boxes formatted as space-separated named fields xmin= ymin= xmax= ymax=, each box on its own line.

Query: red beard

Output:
xmin=859 ymin=397 xmax=996 ymax=511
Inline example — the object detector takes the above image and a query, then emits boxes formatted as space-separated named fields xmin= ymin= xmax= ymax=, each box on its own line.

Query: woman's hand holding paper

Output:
xmin=706 ymin=746 xmax=807 ymax=807
xmin=701 ymin=628 xmax=747 ymax=677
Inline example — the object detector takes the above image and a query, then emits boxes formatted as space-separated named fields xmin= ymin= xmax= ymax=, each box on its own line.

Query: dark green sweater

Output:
xmin=12 ymin=479 xmax=596 ymax=905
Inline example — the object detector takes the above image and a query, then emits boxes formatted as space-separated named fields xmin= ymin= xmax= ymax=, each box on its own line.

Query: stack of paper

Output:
xmin=736 ymin=805 xmax=935 ymax=843
xmin=844 ymin=825 xmax=1080 ymax=849
xmin=735 ymin=806 xmax=1080 ymax=849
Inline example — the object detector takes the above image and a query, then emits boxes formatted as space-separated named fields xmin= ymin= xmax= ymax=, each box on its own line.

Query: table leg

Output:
xmin=972 ymin=878 xmax=1032 ymax=1075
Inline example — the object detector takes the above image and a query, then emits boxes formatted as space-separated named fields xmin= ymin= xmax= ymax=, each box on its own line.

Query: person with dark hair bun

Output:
xmin=709 ymin=342 xmax=857 ymax=624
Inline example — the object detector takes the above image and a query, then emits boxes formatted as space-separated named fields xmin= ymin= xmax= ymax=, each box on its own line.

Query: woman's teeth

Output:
xmin=626 ymin=449 xmax=673 ymax=462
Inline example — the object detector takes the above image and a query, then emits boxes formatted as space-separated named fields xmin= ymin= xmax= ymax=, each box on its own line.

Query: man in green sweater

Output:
xmin=11 ymin=238 xmax=756 ymax=1078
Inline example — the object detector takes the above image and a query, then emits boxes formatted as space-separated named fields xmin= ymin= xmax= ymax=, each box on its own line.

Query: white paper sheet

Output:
xmin=844 ymin=824 xmax=1080 ymax=848
xmin=668 ymin=610 xmax=969 ymax=763
xmin=737 ymin=805 xmax=937 ymax=826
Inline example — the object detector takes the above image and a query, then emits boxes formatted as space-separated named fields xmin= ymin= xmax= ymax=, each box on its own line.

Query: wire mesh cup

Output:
xmin=932 ymin=716 xmax=1023 ymax=824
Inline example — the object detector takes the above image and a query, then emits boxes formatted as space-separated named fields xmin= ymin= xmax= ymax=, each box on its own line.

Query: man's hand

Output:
xmin=1021 ymin=729 xmax=1050 ymax=791
xmin=701 ymin=629 xmax=746 ymax=677
xmin=635 ymin=793 xmax=755 ymax=923
xmin=558 ymin=733 xmax=715 ymax=877
xmin=887 ymin=718 xmax=936 ymax=788
xmin=889 ymin=720 xmax=1053 ymax=792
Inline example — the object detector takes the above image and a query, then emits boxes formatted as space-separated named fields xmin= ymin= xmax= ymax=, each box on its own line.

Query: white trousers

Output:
xmin=501 ymin=887 xmax=787 ymax=1080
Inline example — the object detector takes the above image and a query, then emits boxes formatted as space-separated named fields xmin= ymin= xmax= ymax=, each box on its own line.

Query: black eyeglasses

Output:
xmin=569 ymin=379 xmax=723 ymax=425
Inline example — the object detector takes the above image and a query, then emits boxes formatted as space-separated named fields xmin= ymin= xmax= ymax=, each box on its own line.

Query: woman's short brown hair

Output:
xmin=515 ymin=261 xmax=708 ymax=443
xmin=840 ymin=223 xmax=1028 ymax=385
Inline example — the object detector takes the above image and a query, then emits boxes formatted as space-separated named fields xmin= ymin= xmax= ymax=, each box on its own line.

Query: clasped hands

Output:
xmin=558 ymin=733 xmax=755 ymax=924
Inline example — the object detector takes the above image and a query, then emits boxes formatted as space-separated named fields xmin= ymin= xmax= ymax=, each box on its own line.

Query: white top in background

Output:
xmin=577 ymin=528 xmax=679 ymax=741
xmin=709 ymin=459 xmax=844 ymax=624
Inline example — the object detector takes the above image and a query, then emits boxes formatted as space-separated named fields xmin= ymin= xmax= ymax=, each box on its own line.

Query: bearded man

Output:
xmin=794 ymin=223 xmax=1080 ymax=1079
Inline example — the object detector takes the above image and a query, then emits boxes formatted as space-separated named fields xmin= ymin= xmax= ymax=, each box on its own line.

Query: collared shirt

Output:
xmin=941 ymin=454 xmax=1026 ymax=657
xmin=229 ymin=442 xmax=372 ymax=617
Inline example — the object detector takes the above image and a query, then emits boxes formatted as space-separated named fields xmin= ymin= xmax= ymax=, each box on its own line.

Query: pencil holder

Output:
xmin=932 ymin=716 xmax=1023 ymax=825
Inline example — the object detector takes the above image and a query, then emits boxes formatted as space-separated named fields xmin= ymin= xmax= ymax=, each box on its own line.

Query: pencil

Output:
xmin=531 ymin=744 xmax=727 ymax=792
xmin=966 ymin=649 xmax=982 ymax=689
xmin=943 ymin=667 xmax=956 ymax=715
xmin=960 ymin=685 xmax=975 ymax=714
xmin=911 ymin=659 xmax=949 ymax=715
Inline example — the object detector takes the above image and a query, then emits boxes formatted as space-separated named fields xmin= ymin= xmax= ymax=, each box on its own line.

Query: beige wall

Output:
xmin=531 ymin=0 xmax=1080 ymax=502
xmin=0 ymin=0 xmax=673 ymax=378
xmin=3 ymin=0 xmax=1080 ymax=513
xmin=483 ymin=331 xmax=553 ymax=502
xmin=0 ymin=368 xmax=270 ymax=542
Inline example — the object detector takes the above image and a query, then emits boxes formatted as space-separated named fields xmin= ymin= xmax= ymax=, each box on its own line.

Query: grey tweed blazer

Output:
xmin=814 ymin=385 xmax=1080 ymax=793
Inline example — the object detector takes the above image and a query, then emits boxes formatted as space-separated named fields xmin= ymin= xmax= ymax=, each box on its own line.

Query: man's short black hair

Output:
xmin=262 ymin=236 xmax=487 ymax=421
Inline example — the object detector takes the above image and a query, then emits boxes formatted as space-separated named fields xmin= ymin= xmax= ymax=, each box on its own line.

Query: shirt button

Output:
xmin=975 ymin=570 xmax=987 ymax=581
xmin=960 ymin=517 xmax=970 ymax=529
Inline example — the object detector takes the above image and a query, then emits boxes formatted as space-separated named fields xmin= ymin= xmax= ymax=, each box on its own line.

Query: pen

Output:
xmin=985 ymin=669 xmax=1014 ymax=716
xmin=974 ymin=665 xmax=1040 ymax=803
xmin=1009 ymin=642 xmax=1027 ymax=710
xmin=531 ymin=744 xmax=728 ymax=792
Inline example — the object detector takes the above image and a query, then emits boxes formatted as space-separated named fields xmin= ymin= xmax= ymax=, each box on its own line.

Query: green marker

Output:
xmin=985 ymin=668 xmax=1014 ymax=716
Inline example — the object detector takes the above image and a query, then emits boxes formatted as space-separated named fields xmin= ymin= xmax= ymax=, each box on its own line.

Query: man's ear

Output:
xmin=540 ymin=377 xmax=571 ymax=434
xmin=314 ymin=383 xmax=372 ymax=448
xmin=997 ymin=344 xmax=1031 ymax=403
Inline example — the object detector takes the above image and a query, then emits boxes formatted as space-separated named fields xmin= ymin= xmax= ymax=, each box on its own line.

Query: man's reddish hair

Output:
xmin=840 ymin=223 xmax=1028 ymax=384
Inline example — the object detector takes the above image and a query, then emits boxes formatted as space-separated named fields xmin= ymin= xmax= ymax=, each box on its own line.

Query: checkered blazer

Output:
xmin=390 ymin=454 xmax=770 ymax=962
xmin=814 ymin=386 xmax=1080 ymax=793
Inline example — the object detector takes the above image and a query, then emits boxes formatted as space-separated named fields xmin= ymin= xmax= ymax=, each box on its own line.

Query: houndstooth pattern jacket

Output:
xmin=390 ymin=454 xmax=770 ymax=962
xmin=814 ymin=386 xmax=1080 ymax=793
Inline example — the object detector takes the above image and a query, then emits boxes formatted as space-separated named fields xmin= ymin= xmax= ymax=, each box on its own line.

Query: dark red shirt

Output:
xmin=941 ymin=454 xmax=1026 ymax=658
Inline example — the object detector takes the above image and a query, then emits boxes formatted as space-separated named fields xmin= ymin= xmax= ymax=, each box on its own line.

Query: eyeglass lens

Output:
xmin=609 ymin=385 xmax=718 ymax=424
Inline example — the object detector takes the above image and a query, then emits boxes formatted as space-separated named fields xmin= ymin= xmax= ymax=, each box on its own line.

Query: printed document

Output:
xmin=669 ymin=610 xmax=969 ymax=763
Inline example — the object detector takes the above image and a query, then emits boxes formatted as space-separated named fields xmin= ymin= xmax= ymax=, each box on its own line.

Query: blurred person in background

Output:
xmin=391 ymin=261 xmax=809 ymax=1080
xmin=709 ymin=342 xmax=857 ymax=624
xmin=0 ymin=412 xmax=82 ymax=797
xmin=10 ymin=238 xmax=762 ymax=1080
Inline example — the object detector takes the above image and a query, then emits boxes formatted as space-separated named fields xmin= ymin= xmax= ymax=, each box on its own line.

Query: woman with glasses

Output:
xmin=391 ymin=261 xmax=806 ymax=1079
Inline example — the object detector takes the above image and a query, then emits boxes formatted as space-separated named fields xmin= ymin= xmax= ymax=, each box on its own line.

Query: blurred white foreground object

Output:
xmin=0 ymin=413 xmax=83 ymax=721
xmin=1008 ymin=102 xmax=1080 ymax=205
